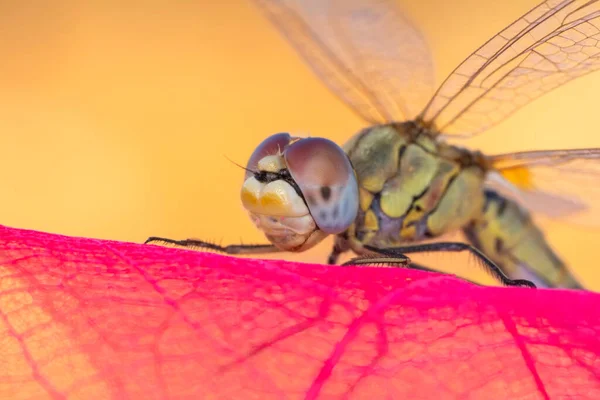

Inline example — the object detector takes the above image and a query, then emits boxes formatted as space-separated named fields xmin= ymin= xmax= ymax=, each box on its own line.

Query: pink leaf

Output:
xmin=0 ymin=224 xmax=598 ymax=399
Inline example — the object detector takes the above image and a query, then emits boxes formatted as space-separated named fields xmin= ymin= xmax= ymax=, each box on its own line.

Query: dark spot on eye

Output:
xmin=307 ymin=194 xmax=316 ymax=205
xmin=320 ymin=186 xmax=331 ymax=201
xmin=415 ymin=205 xmax=423 ymax=212
xmin=319 ymin=211 xmax=327 ymax=221
xmin=332 ymin=206 xmax=339 ymax=219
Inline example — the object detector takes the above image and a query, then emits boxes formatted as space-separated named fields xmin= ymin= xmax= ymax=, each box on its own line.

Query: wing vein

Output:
xmin=439 ymin=9 xmax=600 ymax=132
xmin=419 ymin=0 xmax=573 ymax=124
xmin=262 ymin=0 xmax=391 ymax=122
xmin=251 ymin=0 xmax=436 ymax=123
xmin=418 ymin=0 xmax=600 ymax=137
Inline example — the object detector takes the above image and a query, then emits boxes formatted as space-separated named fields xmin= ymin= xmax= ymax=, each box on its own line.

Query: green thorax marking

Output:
xmin=342 ymin=122 xmax=486 ymax=250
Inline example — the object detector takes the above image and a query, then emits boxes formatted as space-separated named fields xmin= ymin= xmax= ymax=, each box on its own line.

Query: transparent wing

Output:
xmin=486 ymin=148 xmax=600 ymax=226
xmin=419 ymin=0 xmax=600 ymax=137
xmin=251 ymin=0 xmax=435 ymax=124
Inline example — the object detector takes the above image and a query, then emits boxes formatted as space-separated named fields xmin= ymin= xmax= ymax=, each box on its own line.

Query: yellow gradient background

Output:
xmin=1 ymin=0 xmax=600 ymax=289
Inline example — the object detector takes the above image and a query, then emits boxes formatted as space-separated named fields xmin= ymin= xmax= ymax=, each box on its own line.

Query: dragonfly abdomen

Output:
xmin=463 ymin=190 xmax=583 ymax=289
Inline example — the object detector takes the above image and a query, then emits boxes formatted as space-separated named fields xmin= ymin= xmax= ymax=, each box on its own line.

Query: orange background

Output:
xmin=1 ymin=0 xmax=599 ymax=289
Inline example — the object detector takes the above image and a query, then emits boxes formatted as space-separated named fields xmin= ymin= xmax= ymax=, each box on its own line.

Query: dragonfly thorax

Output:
xmin=241 ymin=133 xmax=359 ymax=251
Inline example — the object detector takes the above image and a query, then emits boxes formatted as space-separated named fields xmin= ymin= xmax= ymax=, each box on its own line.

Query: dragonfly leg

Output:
xmin=407 ymin=262 xmax=481 ymax=285
xmin=144 ymin=236 xmax=283 ymax=255
xmin=343 ymin=256 xmax=483 ymax=286
xmin=327 ymin=235 xmax=352 ymax=265
xmin=355 ymin=242 xmax=536 ymax=288
xmin=342 ymin=253 xmax=411 ymax=268
xmin=327 ymin=249 xmax=341 ymax=265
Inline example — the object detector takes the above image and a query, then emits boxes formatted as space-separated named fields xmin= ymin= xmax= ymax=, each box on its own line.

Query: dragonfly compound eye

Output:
xmin=284 ymin=137 xmax=359 ymax=234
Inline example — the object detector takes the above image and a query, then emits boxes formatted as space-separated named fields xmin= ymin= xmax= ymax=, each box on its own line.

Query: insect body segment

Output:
xmin=464 ymin=190 xmax=583 ymax=289
xmin=343 ymin=122 xmax=486 ymax=251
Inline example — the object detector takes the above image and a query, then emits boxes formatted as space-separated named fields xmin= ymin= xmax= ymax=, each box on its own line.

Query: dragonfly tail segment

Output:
xmin=463 ymin=190 xmax=584 ymax=290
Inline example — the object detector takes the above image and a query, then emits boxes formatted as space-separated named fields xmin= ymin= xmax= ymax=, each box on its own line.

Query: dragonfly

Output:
xmin=146 ymin=0 xmax=600 ymax=290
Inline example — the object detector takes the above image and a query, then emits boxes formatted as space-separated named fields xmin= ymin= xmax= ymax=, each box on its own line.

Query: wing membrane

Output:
xmin=251 ymin=0 xmax=435 ymax=123
xmin=419 ymin=0 xmax=600 ymax=137
xmin=486 ymin=148 xmax=600 ymax=225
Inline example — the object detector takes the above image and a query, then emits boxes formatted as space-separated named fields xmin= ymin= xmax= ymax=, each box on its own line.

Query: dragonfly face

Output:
xmin=240 ymin=132 xmax=359 ymax=251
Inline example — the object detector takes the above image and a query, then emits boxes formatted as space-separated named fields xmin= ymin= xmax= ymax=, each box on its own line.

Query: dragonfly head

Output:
xmin=241 ymin=133 xmax=359 ymax=252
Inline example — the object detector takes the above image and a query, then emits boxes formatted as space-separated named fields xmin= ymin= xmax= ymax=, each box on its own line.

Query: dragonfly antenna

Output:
xmin=223 ymin=154 xmax=256 ymax=175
